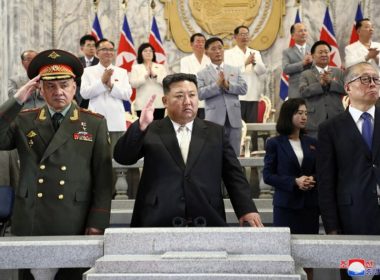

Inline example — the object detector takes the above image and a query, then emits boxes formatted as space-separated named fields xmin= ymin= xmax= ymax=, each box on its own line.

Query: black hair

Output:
xmin=310 ymin=40 xmax=332 ymax=54
xmin=355 ymin=18 xmax=370 ymax=31
xmin=205 ymin=37 xmax=224 ymax=49
xmin=79 ymin=35 xmax=97 ymax=46
xmin=190 ymin=33 xmax=206 ymax=43
xmin=276 ymin=98 xmax=307 ymax=136
xmin=162 ymin=73 xmax=198 ymax=95
xmin=233 ymin=25 xmax=249 ymax=35
xmin=136 ymin=43 xmax=157 ymax=64
xmin=95 ymin=39 xmax=115 ymax=49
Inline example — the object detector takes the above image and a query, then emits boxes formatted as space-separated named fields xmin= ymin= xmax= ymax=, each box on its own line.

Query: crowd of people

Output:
xmin=0 ymin=18 xmax=380 ymax=280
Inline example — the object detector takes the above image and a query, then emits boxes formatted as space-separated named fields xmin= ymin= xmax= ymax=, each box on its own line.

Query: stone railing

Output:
xmin=1 ymin=228 xmax=380 ymax=279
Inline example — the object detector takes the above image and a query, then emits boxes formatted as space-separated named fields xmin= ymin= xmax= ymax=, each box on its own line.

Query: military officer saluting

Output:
xmin=0 ymin=49 xmax=113 ymax=235
xmin=0 ymin=49 xmax=113 ymax=277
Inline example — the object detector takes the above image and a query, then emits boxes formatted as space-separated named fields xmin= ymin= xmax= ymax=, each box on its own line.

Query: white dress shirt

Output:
xmin=180 ymin=53 xmax=211 ymax=109
xmin=224 ymin=45 xmax=266 ymax=101
xmin=80 ymin=63 xmax=132 ymax=132
xmin=345 ymin=41 xmax=380 ymax=70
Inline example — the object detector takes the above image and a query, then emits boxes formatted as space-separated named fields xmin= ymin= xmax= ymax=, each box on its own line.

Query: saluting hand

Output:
xmin=139 ymin=94 xmax=156 ymax=131
xmin=14 ymin=75 xmax=40 ymax=104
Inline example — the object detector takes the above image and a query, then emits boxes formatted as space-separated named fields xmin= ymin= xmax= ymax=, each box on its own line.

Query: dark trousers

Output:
xmin=240 ymin=101 xmax=258 ymax=151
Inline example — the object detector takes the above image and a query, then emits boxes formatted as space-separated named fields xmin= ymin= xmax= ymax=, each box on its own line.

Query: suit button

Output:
xmin=61 ymin=166 xmax=67 ymax=171
xmin=38 ymin=178 xmax=44 ymax=184
xmin=373 ymin=164 xmax=377 ymax=168
xmin=40 ymin=165 xmax=46 ymax=170
xmin=37 ymin=192 xmax=43 ymax=198
xmin=59 ymin=180 xmax=65 ymax=186
xmin=180 ymin=196 xmax=185 ymax=201
xmin=58 ymin=194 xmax=64 ymax=200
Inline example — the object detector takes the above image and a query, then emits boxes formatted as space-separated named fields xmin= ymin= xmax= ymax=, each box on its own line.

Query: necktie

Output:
xmin=52 ymin=113 xmax=64 ymax=131
xmin=178 ymin=126 xmax=190 ymax=163
xmin=361 ymin=112 xmax=373 ymax=150
xmin=86 ymin=60 xmax=91 ymax=67
xmin=300 ymin=47 xmax=305 ymax=55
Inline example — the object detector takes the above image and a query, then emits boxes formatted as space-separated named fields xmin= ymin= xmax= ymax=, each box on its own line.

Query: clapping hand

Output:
xmin=296 ymin=175 xmax=316 ymax=191
xmin=102 ymin=68 xmax=114 ymax=89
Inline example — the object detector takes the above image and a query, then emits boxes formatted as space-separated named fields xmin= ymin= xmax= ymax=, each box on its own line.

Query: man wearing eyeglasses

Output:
xmin=318 ymin=61 xmax=380 ymax=244
xmin=80 ymin=39 xmax=132 ymax=148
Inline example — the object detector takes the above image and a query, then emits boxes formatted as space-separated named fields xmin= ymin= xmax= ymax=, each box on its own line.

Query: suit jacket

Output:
xmin=80 ymin=63 xmax=132 ymax=131
xmin=317 ymin=108 xmax=380 ymax=234
xmin=282 ymin=45 xmax=312 ymax=98
xmin=129 ymin=63 xmax=167 ymax=110
xmin=0 ymin=98 xmax=113 ymax=236
xmin=299 ymin=66 xmax=345 ymax=136
xmin=180 ymin=53 xmax=210 ymax=109
xmin=79 ymin=56 xmax=99 ymax=68
xmin=224 ymin=45 xmax=266 ymax=101
xmin=263 ymin=135 xmax=318 ymax=209
xmin=197 ymin=64 xmax=247 ymax=128
xmin=345 ymin=41 xmax=380 ymax=69
xmin=114 ymin=117 xmax=257 ymax=227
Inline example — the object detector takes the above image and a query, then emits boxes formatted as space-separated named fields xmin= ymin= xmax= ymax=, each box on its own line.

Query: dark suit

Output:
xmin=317 ymin=108 xmax=380 ymax=235
xmin=282 ymin=45 xmax=312 ymax=98
xmin=77 ymin=56 xmax=99 ymax=108
xmin=263 ymin=135 xmax=319 ymax=233
xmin=114 ymin=117 xmax=257 ymax=227
xmin=299 ymin=66 xmax=345 ymax=137
xmin=0 ymin=98 xmax=113 ymax=236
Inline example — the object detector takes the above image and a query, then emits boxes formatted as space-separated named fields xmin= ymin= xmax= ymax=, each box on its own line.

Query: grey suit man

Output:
xmin=283 ymin=23 xmax=313 ymax=99
xmin=300 ymin=41 xmax=345 ymax=137
xmin=197 ymin=37 xmax=247 ymax=155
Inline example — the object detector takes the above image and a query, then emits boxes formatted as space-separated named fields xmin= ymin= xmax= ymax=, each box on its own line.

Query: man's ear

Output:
xmin=345 ymin=84 xmax=350 ymax=93
xmin=162 ymin=95 xmax=167 ymax=107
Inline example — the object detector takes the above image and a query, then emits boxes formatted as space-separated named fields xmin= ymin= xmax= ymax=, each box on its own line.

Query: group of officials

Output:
xmin=1 ymin=18 xmax=380 ymax=280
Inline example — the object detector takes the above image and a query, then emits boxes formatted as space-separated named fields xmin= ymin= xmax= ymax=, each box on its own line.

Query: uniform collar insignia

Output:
xmin=38 ymin=108 xmax=47 ymax=121
xmin=70 ymin=108 xmax=79 ymax=121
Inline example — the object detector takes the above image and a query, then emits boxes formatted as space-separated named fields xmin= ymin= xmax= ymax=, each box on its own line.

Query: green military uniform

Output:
xmin=0 ymin=98 xmax=113 ymax=236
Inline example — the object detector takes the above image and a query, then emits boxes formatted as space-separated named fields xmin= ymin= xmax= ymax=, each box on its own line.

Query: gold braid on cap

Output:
xmin=39 ymin=64 xmax=75 ymax=80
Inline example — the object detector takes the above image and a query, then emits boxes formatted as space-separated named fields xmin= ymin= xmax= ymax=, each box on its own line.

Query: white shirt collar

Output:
xmin=349 ymin=105 xmax=376 ymax=123
xmin=315 ymin=65 xmax=329 ymax=73
xmin=171 ymin=120 xmax=194 ymax=133
xmin=211 ymin=62 xmax=224 ymax=71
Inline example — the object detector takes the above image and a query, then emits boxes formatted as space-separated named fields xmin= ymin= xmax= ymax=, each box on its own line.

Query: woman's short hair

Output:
xmin=276 ymin=98 xmax=307 ymax=136
xmin=137 ymin=43 xmax=156 ymax=64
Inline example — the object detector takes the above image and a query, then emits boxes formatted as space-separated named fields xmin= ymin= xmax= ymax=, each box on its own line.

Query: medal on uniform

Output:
xmin=26 ymin=130 xmax=37 ymax=147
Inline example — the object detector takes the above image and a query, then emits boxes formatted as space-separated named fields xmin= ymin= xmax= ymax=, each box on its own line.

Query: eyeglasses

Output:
xmin=347 ymin=75 xmax=380 ymax=85
xmin=98 ymin=48 xmax=115 ymax=52
xmin=238 ymin=32 xmax=249 ymax=37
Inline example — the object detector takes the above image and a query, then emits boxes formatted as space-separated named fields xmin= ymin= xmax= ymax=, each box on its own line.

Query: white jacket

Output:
xmin=345 ymin=41 xmax=380 ymax=69
xmin=80 ymin=63 xmax=132 ymax=132
xmin=129 ymin=63 xmax=167 ymax=111
xmin=180 ymin=53 xmax=211 ymax=108
xmin=224 ymin=45 xmax=266 ymax=101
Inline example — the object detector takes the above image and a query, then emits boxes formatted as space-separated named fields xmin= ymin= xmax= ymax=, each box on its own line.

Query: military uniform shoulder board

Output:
xmin=79 ymin=108 xmax=104 ymax=118
xmin=20 ymin=107 xmax=40 ymax=114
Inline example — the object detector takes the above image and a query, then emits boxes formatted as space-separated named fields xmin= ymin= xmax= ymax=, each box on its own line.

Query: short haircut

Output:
xmin=95 ymin=39 xmax=115 ymax=49
xmin=79 ymin=35 xmax=96 ymax=46
xmin=344 ymin=62 xmax=377 ymax=84
xmin=290 ymin=22 xmax=304 ymax=35
xmin=137 ymin=43 xmax=156 ymax=64
xmin=355 ymin=18 xmax=370 ymax=31
xmin=20 ymin=50 xmax=37 ymax=61
xmin=276 ymin=98 xmax=307 ymax=136
xmin=190 ymin=33 xmax=206 ymax=43
xmin=162 ymin=73 xmax=198 ymax=95
xmin=310 ymin=40 xmax=331 ymax=54
xmin=205 ymin=37 xmax=224 ymax=49
xmin=234 ymin=25 xmax=249 ymax=35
